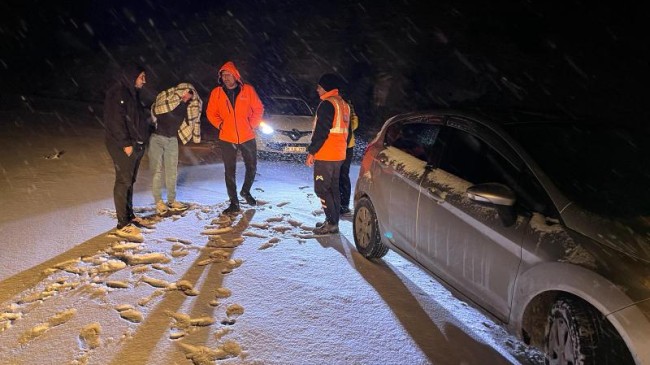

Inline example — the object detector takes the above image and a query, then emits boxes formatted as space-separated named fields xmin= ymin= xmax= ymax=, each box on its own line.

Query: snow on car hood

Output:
xmin=563 ymin=203 xmax=650 ymax=263
xmin=263 ymin=115 xmax=313 ymax=131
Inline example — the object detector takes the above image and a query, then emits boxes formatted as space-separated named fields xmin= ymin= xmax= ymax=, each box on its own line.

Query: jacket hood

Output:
xmin=218 ymin=61 xmax=243 ymax=85
xmin=120 ymin=63 xmax=145 ymax=89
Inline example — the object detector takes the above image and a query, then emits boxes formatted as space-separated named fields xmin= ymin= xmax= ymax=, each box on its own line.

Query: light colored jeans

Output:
xmin=148 ymin=133 xmax=179 ymax=203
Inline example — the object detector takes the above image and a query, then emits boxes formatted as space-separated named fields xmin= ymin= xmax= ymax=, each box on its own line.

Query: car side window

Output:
xmin=384 ymin=122 xmax=440 ymax=162
xmin=438 ymin=128 xmax=519 ymax=186
xmin=438 ymin=127 xmax=556 ymax=217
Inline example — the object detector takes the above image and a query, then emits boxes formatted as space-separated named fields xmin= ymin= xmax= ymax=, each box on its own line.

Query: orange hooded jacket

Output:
xmin=206 ymin=61 xmax=264 ymax=144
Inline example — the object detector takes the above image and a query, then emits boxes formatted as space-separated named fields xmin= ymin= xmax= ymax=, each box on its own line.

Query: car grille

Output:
xmin=279 ymin=129 xmax=312 ymax=141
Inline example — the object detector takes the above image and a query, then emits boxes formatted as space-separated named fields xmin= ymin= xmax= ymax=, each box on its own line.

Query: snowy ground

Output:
xmin=0 ymin=100 xmax=544 ymax=364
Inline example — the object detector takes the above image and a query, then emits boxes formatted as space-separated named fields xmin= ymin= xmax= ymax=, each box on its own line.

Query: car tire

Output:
xmin=544 ymin=297 xmax=600 ymax=365
xmin=353 ymin=197 xmax=389 ymax=259
xmin=544 ymin=296 xmax=635 ymax=365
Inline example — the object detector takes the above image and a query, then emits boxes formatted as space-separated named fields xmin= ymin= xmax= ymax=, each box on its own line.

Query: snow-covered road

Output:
xmin=0 ymin=106 xmax=543 ymax=364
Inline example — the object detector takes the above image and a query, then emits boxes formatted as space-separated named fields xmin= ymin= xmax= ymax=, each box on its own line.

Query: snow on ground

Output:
xmin=0 ymin=101 xmax=544 ymax=364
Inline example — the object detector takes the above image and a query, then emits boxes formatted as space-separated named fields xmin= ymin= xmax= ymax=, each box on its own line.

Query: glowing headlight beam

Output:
xmin=259 ymin=121 xmax=274 ymax=135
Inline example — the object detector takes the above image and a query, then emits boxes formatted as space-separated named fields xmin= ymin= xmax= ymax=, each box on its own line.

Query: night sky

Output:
xmin=1 ymin=0 xmax=648 ymax=126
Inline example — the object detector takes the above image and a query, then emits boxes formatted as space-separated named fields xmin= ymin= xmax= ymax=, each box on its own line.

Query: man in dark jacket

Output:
xmin=104 ymin=63 xmax=151 ymax=242
xmin=306 ymin=73 xmax=350 ymax=235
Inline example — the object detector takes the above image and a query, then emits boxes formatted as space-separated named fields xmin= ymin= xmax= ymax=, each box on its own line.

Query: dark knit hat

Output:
xmin=318 ymin=73 xmax=342 ymax=92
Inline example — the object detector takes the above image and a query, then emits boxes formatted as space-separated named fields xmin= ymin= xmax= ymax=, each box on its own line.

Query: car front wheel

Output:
xmin=353 ymin=197 xmax=389 ymax=259
xmin=545 ymin=297 xmax=598 ymax=365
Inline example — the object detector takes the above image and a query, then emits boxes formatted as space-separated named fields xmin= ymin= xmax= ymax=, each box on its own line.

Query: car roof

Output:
xmin=267 ymin=95 xmax=307 ymax=102
xmin=390 ymin=107 xmax=637 ymax=130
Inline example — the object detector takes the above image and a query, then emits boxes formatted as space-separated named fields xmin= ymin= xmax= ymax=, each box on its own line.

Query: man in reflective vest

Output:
xmin=306 ymin=73 xmax=350 ymax=235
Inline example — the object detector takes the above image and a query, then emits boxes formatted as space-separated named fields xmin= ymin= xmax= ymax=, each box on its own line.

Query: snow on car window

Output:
xmin=425 ymin=168 xmax=472 ymax=195
xmin=381 ymin=146 xmax=427 ymax=179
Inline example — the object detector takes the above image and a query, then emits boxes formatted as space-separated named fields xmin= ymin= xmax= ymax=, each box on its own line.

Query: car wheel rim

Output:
xmin=547 ymin=316 xmax=575 ymax=365
xmin=355 ymin=206 xmax=372 ymax=249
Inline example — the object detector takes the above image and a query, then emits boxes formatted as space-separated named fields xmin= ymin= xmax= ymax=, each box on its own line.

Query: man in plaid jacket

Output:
xmin=149 ymin=82 xmax=202 ymax=215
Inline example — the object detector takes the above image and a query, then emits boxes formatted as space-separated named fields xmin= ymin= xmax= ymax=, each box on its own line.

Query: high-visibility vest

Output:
xmin=313 ymin=94 xmax=350 ymax=161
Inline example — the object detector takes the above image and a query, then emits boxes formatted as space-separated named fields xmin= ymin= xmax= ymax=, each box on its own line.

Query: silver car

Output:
xmin=256 ymin=95 xmax=314 ymax=156
xmin=353 ymin=110 xmax=650 ymax=365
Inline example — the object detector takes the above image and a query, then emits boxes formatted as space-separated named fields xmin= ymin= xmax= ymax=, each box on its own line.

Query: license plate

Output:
xmin=283 ymin=146 xmax=307 ymax=153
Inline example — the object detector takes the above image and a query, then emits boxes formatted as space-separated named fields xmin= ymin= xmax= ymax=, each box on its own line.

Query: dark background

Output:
xmin=1 ymin=0 xmax=647 ymax=135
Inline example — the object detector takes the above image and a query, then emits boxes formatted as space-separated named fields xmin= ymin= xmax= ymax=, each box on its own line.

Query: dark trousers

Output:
xmin=106 ymin=142 xmax=145 ymax=228
xmin=219 ymin=139 xmax=257 ymax=205
xmin=314 ymin=160 xmax=343 ymax=225
xmin=339 ymin=147 xmax=354 ymax=208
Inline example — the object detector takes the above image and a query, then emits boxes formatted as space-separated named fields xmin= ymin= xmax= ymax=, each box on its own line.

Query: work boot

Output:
xmin=340 ymin=206 xmax=352 ymax=216
xmin=131 ymin=216 xmax=155 ymax=229
xmin=313 ymin=222 xmax=339 ymax=235
xmin=169 ymin=200 xmax=188 ymax=211
xmin=115 ymin=224 xmax=144 ymax=242
xmin=223 ymin=203 xmax=241 ymax=215
xmin=240 ymin=191 xmax=257 ymax=206
xmin=315 ymin=221 xmax=327 ymax=228
xmin=156 ymin=200 xmax=169 ymax=215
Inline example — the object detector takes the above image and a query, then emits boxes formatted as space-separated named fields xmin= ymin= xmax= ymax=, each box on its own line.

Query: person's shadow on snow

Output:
xmin=314 ymin=234 xmax=521 ymax=365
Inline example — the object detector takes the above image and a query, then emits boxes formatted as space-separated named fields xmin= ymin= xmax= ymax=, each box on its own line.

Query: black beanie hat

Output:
xmin=318 ymin=73 xmax=342 ymax=92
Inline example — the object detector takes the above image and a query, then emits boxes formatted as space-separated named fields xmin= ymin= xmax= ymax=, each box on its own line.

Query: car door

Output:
xmin=371 ymin=119 xmax=442 ymax=259
xmin=415 ymin=118 xmax=528 ymax=321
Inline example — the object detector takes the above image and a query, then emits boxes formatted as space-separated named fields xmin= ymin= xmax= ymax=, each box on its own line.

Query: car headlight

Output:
xmin=259 ymin=121 xmax=274 ymax=135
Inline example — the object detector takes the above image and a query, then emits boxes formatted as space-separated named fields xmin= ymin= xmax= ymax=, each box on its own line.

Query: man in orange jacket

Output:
xmin=206 ymin=61 xmax=264 ymax=214
xmin=306 ymin=73 xmax=350 ymax=235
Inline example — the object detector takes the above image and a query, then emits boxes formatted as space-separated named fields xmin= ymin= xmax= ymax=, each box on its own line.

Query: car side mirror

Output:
xmin=467 ymin=183 xmax=517 ymax=227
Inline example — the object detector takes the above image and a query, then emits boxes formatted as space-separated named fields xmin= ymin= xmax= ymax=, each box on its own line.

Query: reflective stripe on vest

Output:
xmin=326 ymin=96 xmax=350 ymax=134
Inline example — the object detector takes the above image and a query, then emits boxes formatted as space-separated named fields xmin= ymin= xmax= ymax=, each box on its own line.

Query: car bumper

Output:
xmin=256 ymin=132 xmax=311 ymax=154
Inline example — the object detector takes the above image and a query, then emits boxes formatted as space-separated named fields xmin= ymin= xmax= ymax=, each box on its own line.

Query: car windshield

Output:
xmin=265 ymin=98 xmax=312 ymax=116
xmin=504 ymin=122 xmax=650 ymax=218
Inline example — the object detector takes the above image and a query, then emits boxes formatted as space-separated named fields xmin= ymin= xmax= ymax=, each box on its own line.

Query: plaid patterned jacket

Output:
xmin=151 ymin=82 xmax=203 ymax=144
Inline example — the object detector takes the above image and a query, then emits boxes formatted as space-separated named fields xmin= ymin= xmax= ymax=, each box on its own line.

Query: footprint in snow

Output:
xmin=287 ymin=219 xmax=302 ymax=227
xmin=242 ymin=231 xmax=268 ymax=238
xmin=43 ymin=149 xmax=65 ymax=160
xmin=116 ymin=306 xmax=143 ymax=323
xmin=250 ymin=222 xmax=270 ymax=229
xmin=19 ymin=309 xmax=77 ymax=344
xmin=79 ymin=323 xmax=101 ymax=349
xmin=221 ymin=303 xmax=244 ymax=324
xmin=271 ymin=225 xmax=292 ymax=234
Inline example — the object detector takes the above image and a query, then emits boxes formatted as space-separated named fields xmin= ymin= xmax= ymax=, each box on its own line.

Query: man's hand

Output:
xmin=181 ymin=90 xmax=193 ymax=103
xmin=305 ymin=153 xmax=314 ymax=167
xmin=123 ymin=146 xmax=133 ymax=156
